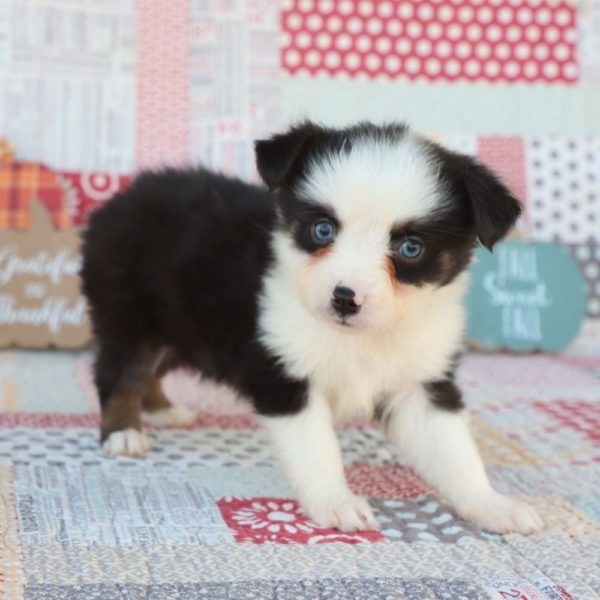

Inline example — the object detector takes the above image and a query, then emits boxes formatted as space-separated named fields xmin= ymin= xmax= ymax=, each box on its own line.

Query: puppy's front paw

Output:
xmin=303 ymin=493 xmax=379 ymax=532
xmin=102 ymin=428 xmax=151 ymax=457
xmin=461 ymin=493 xmax=544 ymax=535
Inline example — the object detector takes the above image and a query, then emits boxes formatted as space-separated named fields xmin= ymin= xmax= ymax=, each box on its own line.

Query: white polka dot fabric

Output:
xmin=282 ymin=0 xmax=578 ymax=82
xmin=527 ymin=137 xmax=600 ymax=244
xmin=567 ymin=244 xmax=600 ymax=316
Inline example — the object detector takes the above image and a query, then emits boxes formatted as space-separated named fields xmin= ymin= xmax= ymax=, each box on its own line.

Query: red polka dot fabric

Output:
xmin=282 ymin=0 xmax=578 ymax=83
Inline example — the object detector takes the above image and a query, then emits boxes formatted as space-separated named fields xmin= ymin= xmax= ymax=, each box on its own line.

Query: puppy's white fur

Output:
xmin=259 ymin=134 xmax=543 ymax=534
xmin=385 ymin=387 xmax=544 ymax=534
xmin=103 ymin=428 xmax=151 ymax=457
xmin=142 ymin=405 xmax=195 ymax=427
xmin=261 ymin=393 xmax=378 ymax=531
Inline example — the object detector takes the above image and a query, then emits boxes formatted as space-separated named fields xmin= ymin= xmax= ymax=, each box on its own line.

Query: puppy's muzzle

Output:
xmin=331 ymin=285 xmax=361 ymax=317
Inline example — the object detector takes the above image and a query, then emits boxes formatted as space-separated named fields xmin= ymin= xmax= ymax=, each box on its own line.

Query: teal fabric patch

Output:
xmin=466 ymin=241 xmax=587 ymax=351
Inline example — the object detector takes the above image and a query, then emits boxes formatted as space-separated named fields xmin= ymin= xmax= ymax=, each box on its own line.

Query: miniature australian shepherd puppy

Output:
xmin=81 ymin=121 xmax=544 ymax=535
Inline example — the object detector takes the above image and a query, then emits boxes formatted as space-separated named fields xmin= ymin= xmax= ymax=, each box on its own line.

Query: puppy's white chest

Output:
xmin=259 ymin=273 xmax=467 ymax=421
xmin=310 ymin=333 xmax=412 ymax=419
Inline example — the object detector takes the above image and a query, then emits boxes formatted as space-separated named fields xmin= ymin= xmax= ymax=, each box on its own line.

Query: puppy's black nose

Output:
xmin=331 ymin=285 xmax=361 ymax=317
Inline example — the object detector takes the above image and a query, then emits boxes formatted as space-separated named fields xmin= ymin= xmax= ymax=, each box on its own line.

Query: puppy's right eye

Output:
xmin=312 ymin=219 xmax=336 ymax=244
xmin=398 ymin=238 xmax=424 ymax=260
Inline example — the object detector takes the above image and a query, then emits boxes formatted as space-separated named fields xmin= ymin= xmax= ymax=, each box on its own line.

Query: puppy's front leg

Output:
xmin=383 ymin=382 xmax=544 ymax=535
xmin=261 ymin=391 xmax=378 ymax=532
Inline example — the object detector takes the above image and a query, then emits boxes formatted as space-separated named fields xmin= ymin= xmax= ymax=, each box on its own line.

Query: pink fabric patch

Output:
xmin=346 ymin=464 xmax=431 ymax=499
xmin=217 ymin=497 xmax=385 ymax=544
xmin=478 ymin=136 xmax=527 ymax=203
xmin=462 ymin=354 xmax=599 ymax=388
xmin=533 ymin=400 xmax=600 ymax=446
xmin=282 ymin=0 xmax=578 ymax=83
xmin=135 ymin=0 xmax=190 ymax=168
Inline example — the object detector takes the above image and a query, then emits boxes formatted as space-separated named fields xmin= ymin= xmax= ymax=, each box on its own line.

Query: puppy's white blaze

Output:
xmin=298 ymin=134 xmax=444 ymax=225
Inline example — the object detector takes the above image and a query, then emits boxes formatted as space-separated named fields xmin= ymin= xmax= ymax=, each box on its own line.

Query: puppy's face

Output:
xmin=256 ymin=122 xmax=521 ymax=330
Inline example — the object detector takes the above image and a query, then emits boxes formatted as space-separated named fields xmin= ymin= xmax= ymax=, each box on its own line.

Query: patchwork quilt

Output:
xmin=0 ymin=322 xmax=599 ymax=599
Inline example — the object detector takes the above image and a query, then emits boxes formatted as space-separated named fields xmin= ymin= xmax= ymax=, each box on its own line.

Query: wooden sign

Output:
xmin=0 ymin=201 xmax=92 ymax=348
xmin=466 ymin=240 xmax=587 ymax=352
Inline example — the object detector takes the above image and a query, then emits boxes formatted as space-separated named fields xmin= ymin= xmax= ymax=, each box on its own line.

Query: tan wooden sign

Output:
xmin=0 ymin=201 xmax=92 ymax=348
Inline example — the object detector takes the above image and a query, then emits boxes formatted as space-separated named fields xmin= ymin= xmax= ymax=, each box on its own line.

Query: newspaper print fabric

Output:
xmin=0 ymin=321 xmax=599 ymax=598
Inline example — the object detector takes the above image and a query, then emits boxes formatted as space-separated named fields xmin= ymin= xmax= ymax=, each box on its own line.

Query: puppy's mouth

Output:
xmin=331 ymin=313 xmax=358 ymax=328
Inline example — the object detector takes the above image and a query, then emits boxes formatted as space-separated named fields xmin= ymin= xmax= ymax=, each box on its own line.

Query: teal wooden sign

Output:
xmin=466 ymin=241 xmax=587 ymax=352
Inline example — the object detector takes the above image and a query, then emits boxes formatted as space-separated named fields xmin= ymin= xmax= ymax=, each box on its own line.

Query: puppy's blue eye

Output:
xmin=398 ymin=238 xmax=423 ymax=260
xmin=312 ymin=220 xmax=336 ymax=243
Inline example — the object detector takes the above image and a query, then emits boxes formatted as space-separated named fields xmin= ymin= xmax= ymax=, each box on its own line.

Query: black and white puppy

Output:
xmin=81 ymin=121 xmax=544 ymax=535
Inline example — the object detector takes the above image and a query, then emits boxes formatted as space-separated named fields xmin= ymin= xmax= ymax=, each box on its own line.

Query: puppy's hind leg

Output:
xmin=139 ymin=350 xmax=195 ymax=427
xmin=95 ymin=344 xmax=152 ymax=457
xmin=141 ymin=379 xmax=195 ymax=427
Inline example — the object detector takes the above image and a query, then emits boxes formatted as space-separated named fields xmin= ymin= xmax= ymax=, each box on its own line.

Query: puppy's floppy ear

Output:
xmin=441 ymin=150 xmax=522 ymax=251
xmin=464 ymin=159 xmax=522 ymax=250
xmin=255 ymin=122 xmax=319 ymax=189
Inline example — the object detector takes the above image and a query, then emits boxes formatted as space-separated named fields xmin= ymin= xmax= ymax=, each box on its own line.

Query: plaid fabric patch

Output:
xmin=0 ymin=139 xmax=15 ymax=163
xmin=0 ymin=161 xmax=71 ymax=230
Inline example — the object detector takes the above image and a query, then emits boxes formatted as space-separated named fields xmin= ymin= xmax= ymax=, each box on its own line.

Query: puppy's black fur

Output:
xmin=81 ymin=121 xmax=520 ymax=443
xmin=81 ymin=169 xmax=307 ymax=440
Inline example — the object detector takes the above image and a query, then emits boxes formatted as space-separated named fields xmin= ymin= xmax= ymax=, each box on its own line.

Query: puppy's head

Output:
xmin=255 ymin=121 xmax=521 ymax=330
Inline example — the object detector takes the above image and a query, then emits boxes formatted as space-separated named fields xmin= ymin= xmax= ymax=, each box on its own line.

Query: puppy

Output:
xmin=81 ymin=121 xmax=543 ymax=535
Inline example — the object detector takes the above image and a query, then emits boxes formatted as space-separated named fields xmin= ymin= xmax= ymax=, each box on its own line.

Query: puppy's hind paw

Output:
xmin=102 ymin=428 xmax=151 ymax=457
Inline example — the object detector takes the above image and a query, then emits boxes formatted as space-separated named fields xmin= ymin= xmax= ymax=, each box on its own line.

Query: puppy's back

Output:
xmin=81 ymin=168 xmax=275 ymax=355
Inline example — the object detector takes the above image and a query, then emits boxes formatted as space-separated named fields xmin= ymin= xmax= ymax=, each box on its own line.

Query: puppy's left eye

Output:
xmin=397 ymin=238 xmax=424 ymax=260
xmin=312 ymin=219 xmax=336 ymax=244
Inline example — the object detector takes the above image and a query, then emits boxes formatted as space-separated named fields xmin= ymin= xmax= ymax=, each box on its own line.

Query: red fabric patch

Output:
xmin=0 ymin=413 xmax=100 ymax=428
xmin=217 ymin=497 xmax=385 ymax=544
xmin=0 ymin=411 xmax=259 ymax=429
xmin=58 ymin=171 xmax=130 ymax=225
xmin=282 ymin=0 xmax=578 ymax=83
xmin=533 ymin=400 xmax=600 ymax=446
xmin=346 ymin=464 xmax=431 ymax=499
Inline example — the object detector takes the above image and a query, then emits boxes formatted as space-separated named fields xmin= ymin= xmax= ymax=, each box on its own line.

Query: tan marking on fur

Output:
xmin=141 ymin=380 xmax=172 ymax=413
xmin=101 ymin=346 xmax=177 ymax=440
xmin=385 ymin=256 xmax=400 ymax=288
xmin=152 ymin=347 xmax=179 ymax=378
xmin=101 ymin=388 xmax=143 ymax=440
xmin=309 ymin=245 xmax=334 ymax=262
xmin=439 ymin=251 xmax=455 ymax=282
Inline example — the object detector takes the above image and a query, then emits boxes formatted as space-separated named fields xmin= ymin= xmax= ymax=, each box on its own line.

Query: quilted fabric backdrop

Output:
xmin=0 ymin=0 xmax=599 ymax=316
xmin=1 ymin=3 xmax=600 ymax=599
